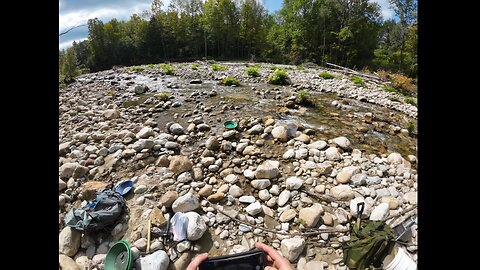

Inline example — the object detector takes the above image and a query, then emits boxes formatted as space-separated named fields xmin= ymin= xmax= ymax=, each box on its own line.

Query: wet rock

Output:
xmin=332 ymin=136 xmax=351 ymax=150
xmin=185 ymin=212 xmax=207 ymax=241
xmin=160 ymin=191 xmax=178 ymax=208
xmin=271 ymin=126 xmax=288 ymax=142
xmin=281 ymin=237 xmax=305 ymax=262
xmin=206 ymin=136 xmax=220 ymax=150
xmin=325 ymin=147 xmax=341 ymax=161
xmin=169 ymin=123 xmax=185 ymax=135
xmin=168 ymin=156 xmax=193 ymax=174
xmin=255 ymin=160 xmax=279 ymax=179
xmin=59 ymin=227 xmax=81 ymax=256
xmin=286 ymin=176 xmax=303 ymax=190
xmin=172 ymin=192 xmax=200 ymax=212
xmin=299 ymin=203 xmax=324 ymax=227
xmin=137 ymin=250 xmax=169 ymax=270
xmin=330 ymin=185 xmax=354 ymax=200
xmin=59 ymin=254 xmax=81 ymax=270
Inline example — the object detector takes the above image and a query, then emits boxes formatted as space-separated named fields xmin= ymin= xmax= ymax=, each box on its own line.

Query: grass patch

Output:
xmin=245 ymin=67 xmax=260 ymax=77
xmin=319 ymin=71 xmax=335 ymax=79
xmin=127 ymin=66 xmax=145 ymax=72
xmin=155 ymin=92 xmax=170 ymax=101
xmin=191 ymin=63 xmax=199 ymax=70
xmin=383 ymin=85 xmax=399 ymax=94
xmin=350 ymin=76 xmax=366 ymax=87
xmin=222 ymin=77 xmax=240 ymax=86
xmin=296 ymin=65 xmax=305 ymax=71
xmin=406 ymin=121 xmax=416 ymax=134
xmin=296 ymin=89 xmax=314 ymax=107
xmin=389 ymin=96 xmax=400 ymax=102
xmin=404 ymin=97 xmax=417 ymax=107
xmin=269 ymin=65 xmax=278 ymax=70
xmin=157 ymin=63 xmax=174 ymax=75
xmin=146 ymin=64 xmax=155 ymax=68
xmin=268 ymin=69 xmax=290 ymax=85
xmin=211 ymin=63 xmax=228 ymax=71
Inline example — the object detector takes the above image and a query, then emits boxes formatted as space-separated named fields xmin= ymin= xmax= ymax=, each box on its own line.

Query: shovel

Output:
xmin=356 ymin=202 xmax=365 ymax=228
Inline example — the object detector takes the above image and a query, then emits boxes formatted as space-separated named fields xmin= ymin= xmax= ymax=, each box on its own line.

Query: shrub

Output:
xmin=406 ymin=121 xmax=416 ymax=134
xmin=296 ymin=65 xmax=305 ymax=71
xmin=245 ymin=67 xmax=260 ymax=77
xmin=211 ymin=63 xmax=228 ymax=71
xmin=350 ymin=76 xmax=366 ymax=87
xmin=390 ymin=73 xmax=416 ymax=94
xmin=155 ymin=92 xmax=170 ymax=101
xmin=268 ymin=69 xmax=290 ymax=85
xmin=269 ymin=65 xmax=278 ymax=70
xmin=383 ymin=85 xmax=399 ymax=94
xmin=222 ymin=77 xmax=240 ymax=86
xmin=389 ymin=96 xmax=400 ymax=102
xmin=146 ymin=64 xmax=155 ymax=68
xmin=157 ymin=63 xmax=174 ymax=75
xmin=296 ymin=89 xmax=314 ymax=107
xmin=404 ymin=97 xmax=417 ymax=107
xmin=319 ymin=71 xmax=335 ymax=79
xmin=191 ymin=63 xmax=199 ymax=70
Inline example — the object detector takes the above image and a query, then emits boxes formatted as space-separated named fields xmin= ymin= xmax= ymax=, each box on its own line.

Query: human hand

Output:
xmin=255 ymin=242 xmax=295 ymax=270
xmin=186 ymin=253 xmax=209 ymax=270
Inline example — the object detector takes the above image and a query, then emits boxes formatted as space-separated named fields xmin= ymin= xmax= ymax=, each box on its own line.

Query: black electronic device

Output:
xmin=198 ymin=249 xmax=265 ymax=270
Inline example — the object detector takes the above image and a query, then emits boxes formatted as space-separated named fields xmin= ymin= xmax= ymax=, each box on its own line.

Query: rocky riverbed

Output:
xmin=59 ymin=61 xmax=417 ymax=270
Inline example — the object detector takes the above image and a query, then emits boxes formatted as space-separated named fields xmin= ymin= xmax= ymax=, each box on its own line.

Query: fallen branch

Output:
xmin=59 ymin=24 xmax=87 ymax=37
xmin=300 ymin=189 xmax=337 ymax=203
xmin=384 ymin=205 xmax=417 ymax=222
xmin=325 ymin=62 xmax=384 ymax=84
xmin=208 ymin=202 xmax=349 ymax=237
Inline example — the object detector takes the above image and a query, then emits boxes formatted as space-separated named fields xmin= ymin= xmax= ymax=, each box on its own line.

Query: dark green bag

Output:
xmin=342 ymin=204 xmax=396 ymax=270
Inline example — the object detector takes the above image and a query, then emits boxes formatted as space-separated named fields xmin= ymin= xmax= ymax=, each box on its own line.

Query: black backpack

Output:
xmin=64 ymin=189 xmax=126 ymax=232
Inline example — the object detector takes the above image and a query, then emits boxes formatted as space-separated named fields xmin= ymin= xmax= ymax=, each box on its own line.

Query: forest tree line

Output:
xmin=59 ymin=0 xmax=417 ymax=85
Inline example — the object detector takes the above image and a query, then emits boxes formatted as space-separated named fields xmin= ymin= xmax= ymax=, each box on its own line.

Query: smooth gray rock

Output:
xmin=286 ymin=176 xmax=303 ymax=190
xmin=351 ymin=173 xmax=367 ymax=186
xmin=239 ymin=196 xmax=256 ymax=204
xmin=308 ymin=140 xmax=327 ymax=150
xmin=325 ymin=147 xmax=341 ymax=161
xmin=206 ymin=136 xmax=220 ymax=150
xmin=278 ymin=190 xmax=291 ymax=207
xmin=330 ymin=185 xmax=354 ymax=200
xmin=136 ymin=127 xmax=154 ymax=139
xmin=247 ymin=124 xmax=264 ymax=135
xmin=332 ymin=136 xmax=351 ymax=150
xmin=279 ymin=209 xmax=297 ymax=222
xmin=245 ymin=202 xmax=263 ymax=215
xmin=369 ymin=203 xmax=390 ymax=221
xmin=299 ymin=203 xmax=324 ymax=227
xmin=403 ymin=191 xmax=417 ymax=205
xmin=271 ymin=126 xmax=288 ymax=142
xmin=172 ymin=193 xmax=200 ymax=212
xmin=169 ymin=123 xmax=185 ymax=135
xmin=229 ymin=185 xmax=244 ymax=197
xmin=295 ymin=148 xmax=309 ymax=159
xmin=387 ymin=152 xmax=403 ymax=164
xmin=251 ymin=179 xmax=272 ymax=189
xmin=177 ymin=171 xmax=193 ymax=183
xmin=185 ymin=212 xmax=207 ymax=241
xmin=283 ymin=149 xmax=295 ymax=159
xmin=255 ymin=160 xmax=280 ymax=179
xmin=136 ymin=250 xmax=169 ymax=270
xmin=59 ymin=227 xmax=81 ymax=256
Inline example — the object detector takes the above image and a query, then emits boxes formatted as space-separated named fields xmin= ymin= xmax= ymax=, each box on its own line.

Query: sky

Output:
xmin=59 ymin=0 xmax=395 ymax=50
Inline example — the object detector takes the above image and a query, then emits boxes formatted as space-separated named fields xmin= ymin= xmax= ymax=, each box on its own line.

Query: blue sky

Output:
xmin=59 ymin=0 xmax=394 ymax=50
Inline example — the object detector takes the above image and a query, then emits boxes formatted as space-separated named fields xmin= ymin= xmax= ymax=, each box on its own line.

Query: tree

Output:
xmin=389 ymin=0 xmax=417 ymax=71
xmin=60 ymin=47 xmax=79 ymax=85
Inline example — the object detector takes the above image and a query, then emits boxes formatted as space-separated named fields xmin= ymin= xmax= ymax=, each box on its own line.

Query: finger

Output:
xmin=186 ymin=253 xmax=209 ymax=270
xmin=255 ymin=242 xmax=284 ymax=262
xmin=265 ymin=266 xmax=278 ymax=270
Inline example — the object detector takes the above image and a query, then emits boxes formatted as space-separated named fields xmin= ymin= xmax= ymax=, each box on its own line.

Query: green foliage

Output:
xmin=157 ymin=63 xmax=174 ymax=75
xmin=406 ymin=121 xmax=416 ymax=134
xmin=350 ymin=76 xmax=366 ymax=87
xmin=389 ymin=96 xmax=400 ymax=102
xmin=245 ymin=67 xmax=260 ymax=77
xmin=222 ymin=77 xmax=240 ymax=86
xmin=146 ymin=64 xmax=155 ymax=68
xmin=59 ymin=47 xmax=79 ymax=86
xmin=191 ymin=63 xmax=199 ymax=70
xmin=296 ymin=89 xmax=314 ymax=107
xmin=211 ymin=63 xmax=228 ymax=71
xmin=404 ymin=97 xmax=417 ymax=107
xmin=155 ymin=92 xmax=170 ymax=101
xmin=296 ymin=65 xmax=305 ymax=71
xmin=268 ymin=69 xmax=289 ymax=85
xmin=383 ymin=85 xmax=399 ymax=94
xmin=269 ymin=65 xmax=278 ymax=70
xmin=319 ymin=71 xmax=335 ymax=79
xmin=127 ymin=66 xmax=145 ymax=72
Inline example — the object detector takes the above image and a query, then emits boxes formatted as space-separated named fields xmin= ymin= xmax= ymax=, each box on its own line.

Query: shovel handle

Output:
xmin=356 ymin=202 xmax=365 ymax=227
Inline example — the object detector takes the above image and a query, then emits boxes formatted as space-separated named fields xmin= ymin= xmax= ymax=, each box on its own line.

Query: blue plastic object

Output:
xmin=115 ymin=180 xmax=134 ymax=197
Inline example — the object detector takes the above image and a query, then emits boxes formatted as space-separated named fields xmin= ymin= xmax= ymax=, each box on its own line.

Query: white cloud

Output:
xmin=59 ymin=38 xmax=88 ymax=50
xmin=370 ymin=0 xmax=394 ymax=20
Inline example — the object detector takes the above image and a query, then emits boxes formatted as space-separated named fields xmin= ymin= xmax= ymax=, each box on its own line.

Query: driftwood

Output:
xmin=208 ymin=202 xmax=349 ymax=236
xmin=325 ymin=62 xmax=385 ymax=84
